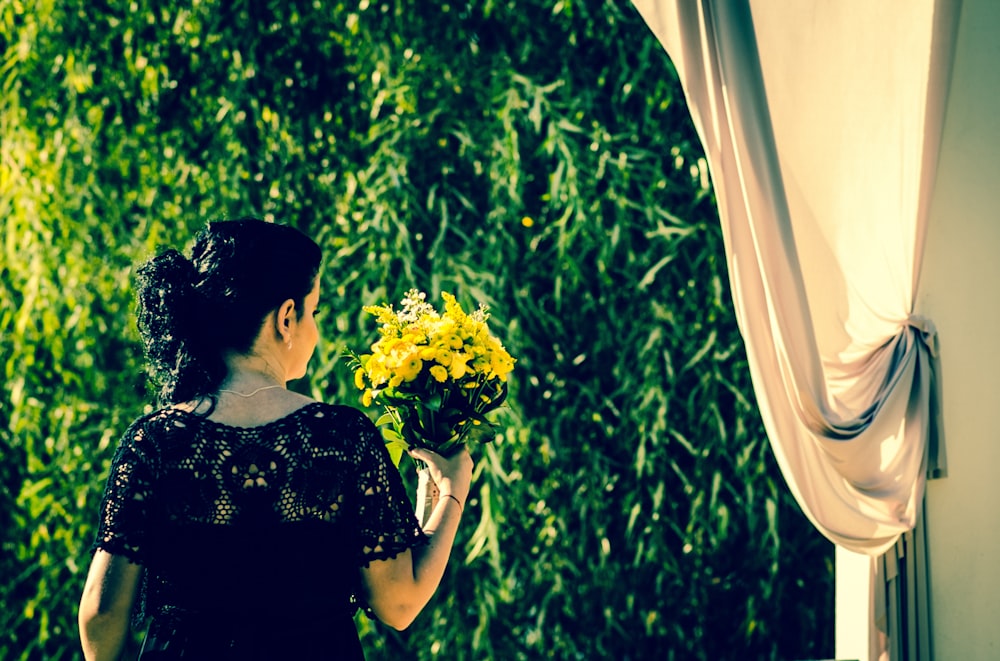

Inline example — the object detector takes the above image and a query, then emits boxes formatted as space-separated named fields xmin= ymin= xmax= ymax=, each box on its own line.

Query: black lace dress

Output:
xmin=91 ymin=402 xmax=426 ymax=660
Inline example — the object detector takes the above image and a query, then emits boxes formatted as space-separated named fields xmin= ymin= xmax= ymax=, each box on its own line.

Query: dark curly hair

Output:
xmin=134 ymin=218 xmax=322 ymax=405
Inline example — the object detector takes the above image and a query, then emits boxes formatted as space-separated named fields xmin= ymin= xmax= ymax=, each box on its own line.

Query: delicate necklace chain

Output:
xmin=218 ymin=384 xmax=284 ymax=398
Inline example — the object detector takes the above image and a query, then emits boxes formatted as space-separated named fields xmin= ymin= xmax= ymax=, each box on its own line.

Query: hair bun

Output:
xmin=136 ymin=249 xmax=199 ymax=321
xmin=145 ymin=248 xmax=197 ymax=283
xmin=134 ymin=249 xmax=201 ymax=398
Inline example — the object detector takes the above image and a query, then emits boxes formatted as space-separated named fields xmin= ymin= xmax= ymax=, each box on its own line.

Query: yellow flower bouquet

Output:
xmin=351 ymin=289 xmax=516 ymax=466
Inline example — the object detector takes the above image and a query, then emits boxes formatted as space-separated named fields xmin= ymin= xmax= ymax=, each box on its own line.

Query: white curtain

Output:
xmin=629 ymin=0 xmax=957 ymax=557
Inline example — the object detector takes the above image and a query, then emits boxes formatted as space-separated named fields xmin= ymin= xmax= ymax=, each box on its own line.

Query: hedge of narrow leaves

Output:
xmin=0 ymin=0 xmax=833 ymax=659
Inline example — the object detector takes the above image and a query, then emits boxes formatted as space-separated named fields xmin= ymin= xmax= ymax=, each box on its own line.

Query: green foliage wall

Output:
xmin=1 ymin=0 xmax=833 ymax=658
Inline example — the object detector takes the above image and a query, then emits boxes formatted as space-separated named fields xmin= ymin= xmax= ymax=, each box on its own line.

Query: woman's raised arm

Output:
xmin=361 ymin=446 xmax=473 ymax=630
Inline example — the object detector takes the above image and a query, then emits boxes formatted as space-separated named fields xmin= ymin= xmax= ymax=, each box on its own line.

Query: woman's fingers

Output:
xmin=409 ymin=446 xmax=470 ymax=467
xmin=409 ymin=446 xmax=473 ymax=497
xmin=407 ymin=446 xmax=431 ymax=459
xmin=407 ymin=446 xmax=437 ymax=465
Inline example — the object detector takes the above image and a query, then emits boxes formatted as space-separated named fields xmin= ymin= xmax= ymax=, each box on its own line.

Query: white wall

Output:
xmin=917 ymin=0 xmax=1000 ymax=657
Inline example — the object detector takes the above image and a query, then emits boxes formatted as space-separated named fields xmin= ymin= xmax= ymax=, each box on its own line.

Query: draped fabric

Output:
xmin=629 ymin=0 xmax=957 ymax=559
xmin=879 ymin=502 xmax=933 ymax=661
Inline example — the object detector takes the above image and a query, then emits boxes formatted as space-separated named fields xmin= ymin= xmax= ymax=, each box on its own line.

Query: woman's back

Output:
xmin=97 ymin=402 xmax=423 ymax=658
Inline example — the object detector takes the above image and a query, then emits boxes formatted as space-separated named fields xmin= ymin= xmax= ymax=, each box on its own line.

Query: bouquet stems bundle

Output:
xmin=351 ymin=289 xmax=516 ymax=467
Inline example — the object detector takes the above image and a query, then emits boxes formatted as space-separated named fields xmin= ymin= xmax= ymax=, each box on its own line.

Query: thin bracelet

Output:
xmin=441 ymin=493 xmax=464 ymax=512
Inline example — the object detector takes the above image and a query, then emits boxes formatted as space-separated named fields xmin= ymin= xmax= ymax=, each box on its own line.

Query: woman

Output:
xmin=78 ymin=219 xmax=473 ymax=660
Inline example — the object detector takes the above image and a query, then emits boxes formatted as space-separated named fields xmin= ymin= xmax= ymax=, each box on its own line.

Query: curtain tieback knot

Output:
xmin=905 ymin=314 xmax=938 ymax=358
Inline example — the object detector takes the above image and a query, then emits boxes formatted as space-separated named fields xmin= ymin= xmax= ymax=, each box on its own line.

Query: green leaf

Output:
xmin=386 ymin=441 xmax=406 ymax=467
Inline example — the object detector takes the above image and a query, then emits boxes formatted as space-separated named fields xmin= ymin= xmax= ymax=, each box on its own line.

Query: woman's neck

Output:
xmin=222 ymin=353 xmax=286 ymax=391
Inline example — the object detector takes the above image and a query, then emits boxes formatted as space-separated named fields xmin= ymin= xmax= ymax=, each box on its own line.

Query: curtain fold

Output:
xmin=630 ymin=0 xmax=956 ymax=556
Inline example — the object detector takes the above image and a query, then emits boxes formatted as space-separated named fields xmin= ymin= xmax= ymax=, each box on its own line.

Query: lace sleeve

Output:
xmin=91 ymin=417 xmax=158 ymax=564
xmin=352 ymin=414 xmax=427 ymax=565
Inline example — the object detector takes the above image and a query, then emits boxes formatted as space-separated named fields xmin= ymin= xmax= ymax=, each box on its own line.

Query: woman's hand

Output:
xmin=409 ymin=446 xmax=473 ymax=505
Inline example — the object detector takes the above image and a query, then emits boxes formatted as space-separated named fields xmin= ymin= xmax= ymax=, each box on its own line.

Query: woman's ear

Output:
xmin=274 ymin=298 xmax=297 ymax=341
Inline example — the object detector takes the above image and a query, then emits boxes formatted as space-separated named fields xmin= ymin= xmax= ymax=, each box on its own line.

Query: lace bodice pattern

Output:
xmin=92 ymin=402 xmax=426 ymax=627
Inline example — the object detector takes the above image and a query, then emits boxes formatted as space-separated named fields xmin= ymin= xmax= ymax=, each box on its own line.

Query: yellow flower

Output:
xmin=492 ymin=353 xmax=515 ymax=381
xmin=401 ymin=329 xmax=426 ymax=345
xmin=433 ymin=348 xmax=454 ymax=367
xmin=363 ymin=304 xmax=401 ymax=329
xmin=354 ymin=367 xmax=367 ymax=391
xmin=449 ymin=353 xmax=471 ymax=379
xmin=429 ymin=365 xmax=449 ymax=382
xmin=362 ymin=390 xmax=374 ymax=407
xmin=395 ymin=355 xmax=423 ymax=383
